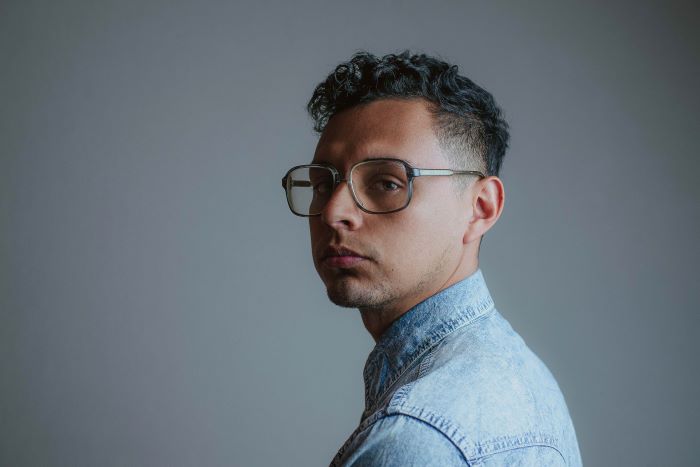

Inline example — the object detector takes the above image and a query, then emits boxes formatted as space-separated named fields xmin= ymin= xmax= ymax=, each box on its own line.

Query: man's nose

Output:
xmin=320 ymin=181 xmax=363 ymax=229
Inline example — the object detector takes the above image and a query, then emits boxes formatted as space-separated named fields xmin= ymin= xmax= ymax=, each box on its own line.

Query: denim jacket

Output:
xmin=330 ymin=269 xmax=582 ymax=466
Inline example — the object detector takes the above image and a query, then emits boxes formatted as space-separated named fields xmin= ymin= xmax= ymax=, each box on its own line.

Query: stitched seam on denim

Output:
xmin=469 ymin=445 xmax=567 ymax=465
xmin=387 ymin=404 xmax=564 ymax=464
xmin=372 ymin=303 xmax=495 ymax=406
xmin=417 ymin=347 xmax=436 ymax=378
xmin=385 ymin=404 xmax=473 ymax=465
xmin=468 ymin=433 xmax=566 ymax=463
xmin=365 ymin=299 xmax=495 ymax=412
xmin=390 ymin=381 xmax=415 ymax=406
xmin=350 ymin=413 xmax=473 ymax=466
xmin=367 ymin=366 xmax=420 ymax=419
xmin=330 ymin=409 xmax=388 ymax=467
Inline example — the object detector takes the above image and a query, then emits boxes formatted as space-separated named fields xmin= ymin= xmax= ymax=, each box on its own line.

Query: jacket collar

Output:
xmin=362 ymin=269 xmax=495 ymax=416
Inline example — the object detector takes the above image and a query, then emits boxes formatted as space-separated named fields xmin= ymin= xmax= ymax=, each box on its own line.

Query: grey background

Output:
xmin=1 ymin=0 xmax=698 ymax=465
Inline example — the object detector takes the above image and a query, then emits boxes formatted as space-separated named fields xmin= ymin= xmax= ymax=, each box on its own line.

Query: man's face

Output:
xmin=310 ymin=98 xmax=476 ymax=315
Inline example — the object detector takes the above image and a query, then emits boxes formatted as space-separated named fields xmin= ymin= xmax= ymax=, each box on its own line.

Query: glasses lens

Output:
xmin=286 ymin=166 xmax=334 ymax=215
xmin=351 ymin=160 xmax=410 ymax=213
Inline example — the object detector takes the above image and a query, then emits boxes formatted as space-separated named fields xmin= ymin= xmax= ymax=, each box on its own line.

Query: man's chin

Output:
xmin=324 ymin=277 xmax=388 ymax=309
xmin=327 ymin=293 xmax=360 ymax=308
xmin=325 ymin=283 xmax=363 ymax=308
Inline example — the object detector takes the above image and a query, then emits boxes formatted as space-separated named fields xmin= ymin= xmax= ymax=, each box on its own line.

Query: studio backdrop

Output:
xmin=2 ymin=1 xmax=698 ymax=466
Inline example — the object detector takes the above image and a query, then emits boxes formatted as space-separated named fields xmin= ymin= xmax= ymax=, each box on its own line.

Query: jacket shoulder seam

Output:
xmin=387 ymin=402 xmax=565 ymax=463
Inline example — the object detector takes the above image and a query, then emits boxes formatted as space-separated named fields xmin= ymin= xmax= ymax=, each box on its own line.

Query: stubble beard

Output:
xmin=322 ymin=261 xmax=441 ymax=313
xmin=323 ymin=272 xmax=395 ymax=310
xmin=317 ymin=236 xmax=452 ymax=313
xmin=319 ymin=241 xmax=455 ymax=313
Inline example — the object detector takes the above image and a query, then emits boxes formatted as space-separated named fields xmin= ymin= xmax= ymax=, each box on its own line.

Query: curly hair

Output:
xmin=307 ymin=51 xmax=510 ymax=177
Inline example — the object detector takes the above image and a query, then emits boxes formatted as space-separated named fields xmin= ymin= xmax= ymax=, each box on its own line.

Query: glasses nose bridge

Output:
xmin=323 ymin=169 xmax=363 ymax=214
xmin=328 ymin=165 xmax=356 ymax=195
xmin=334 ymin=174 xmax=351 ymax=189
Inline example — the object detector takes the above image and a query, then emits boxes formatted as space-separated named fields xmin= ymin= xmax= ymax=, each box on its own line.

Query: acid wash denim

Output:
xmin=330 ymin=269 xmax=583 ymax=466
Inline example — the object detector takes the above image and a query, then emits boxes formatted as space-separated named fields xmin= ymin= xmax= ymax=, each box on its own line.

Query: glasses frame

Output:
xmin=281 ymin=157 xmax=486 ymax=217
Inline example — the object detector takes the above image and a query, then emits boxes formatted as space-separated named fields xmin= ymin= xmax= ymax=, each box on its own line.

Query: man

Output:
xmin=282 ymin=51 xmax=582 ymax=466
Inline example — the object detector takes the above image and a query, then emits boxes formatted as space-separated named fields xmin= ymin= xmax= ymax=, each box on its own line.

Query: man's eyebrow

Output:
xmin=361 ymin=156 xmax=417 ymax=166
xmin=362 ymin=156 xmax=399 ymax=161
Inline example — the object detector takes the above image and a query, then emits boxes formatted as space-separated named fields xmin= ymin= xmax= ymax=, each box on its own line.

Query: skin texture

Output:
xmin=309 ymin=98 xmax=505 ymax=342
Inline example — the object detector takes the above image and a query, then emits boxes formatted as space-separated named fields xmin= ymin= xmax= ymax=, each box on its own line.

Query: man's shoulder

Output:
xmin=384 ymin=309 xmax=581 ymax=465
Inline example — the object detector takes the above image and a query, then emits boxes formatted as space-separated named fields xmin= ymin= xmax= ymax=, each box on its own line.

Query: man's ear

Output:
xmin=463 ymin=176 xmax=505 ymax=244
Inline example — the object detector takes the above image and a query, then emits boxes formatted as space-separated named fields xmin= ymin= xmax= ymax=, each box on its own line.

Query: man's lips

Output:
xmin=320 ymin=246 xmax=369 ymax=268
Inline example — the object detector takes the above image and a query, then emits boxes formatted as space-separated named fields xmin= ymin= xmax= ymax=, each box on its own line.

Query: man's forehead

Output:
xmin=311 ymin=99 xmax=441 ymax=168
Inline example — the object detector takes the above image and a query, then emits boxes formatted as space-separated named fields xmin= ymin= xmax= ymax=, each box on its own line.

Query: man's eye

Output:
xmin=312 ymin=181 xmax=333 ymax=193
xmin=370 ymin=179 xmax=402 ymax=192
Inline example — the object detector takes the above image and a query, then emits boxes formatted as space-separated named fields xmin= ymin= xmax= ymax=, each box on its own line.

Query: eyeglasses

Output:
xmin=281 ymin=157 xmax=486 ymax=217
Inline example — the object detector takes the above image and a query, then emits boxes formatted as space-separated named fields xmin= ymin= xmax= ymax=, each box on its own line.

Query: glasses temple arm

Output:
xmin=411 ymin=168 xmax=486 ymax=178
xmin=281 ymin=177 xmax=313 ymax=188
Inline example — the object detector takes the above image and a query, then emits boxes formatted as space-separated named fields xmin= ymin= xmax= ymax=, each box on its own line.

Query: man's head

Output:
xmin=307 ymin=51 xmax=509 ymax=179
xmin=294 ymin=51 xmax=508 ymax=336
